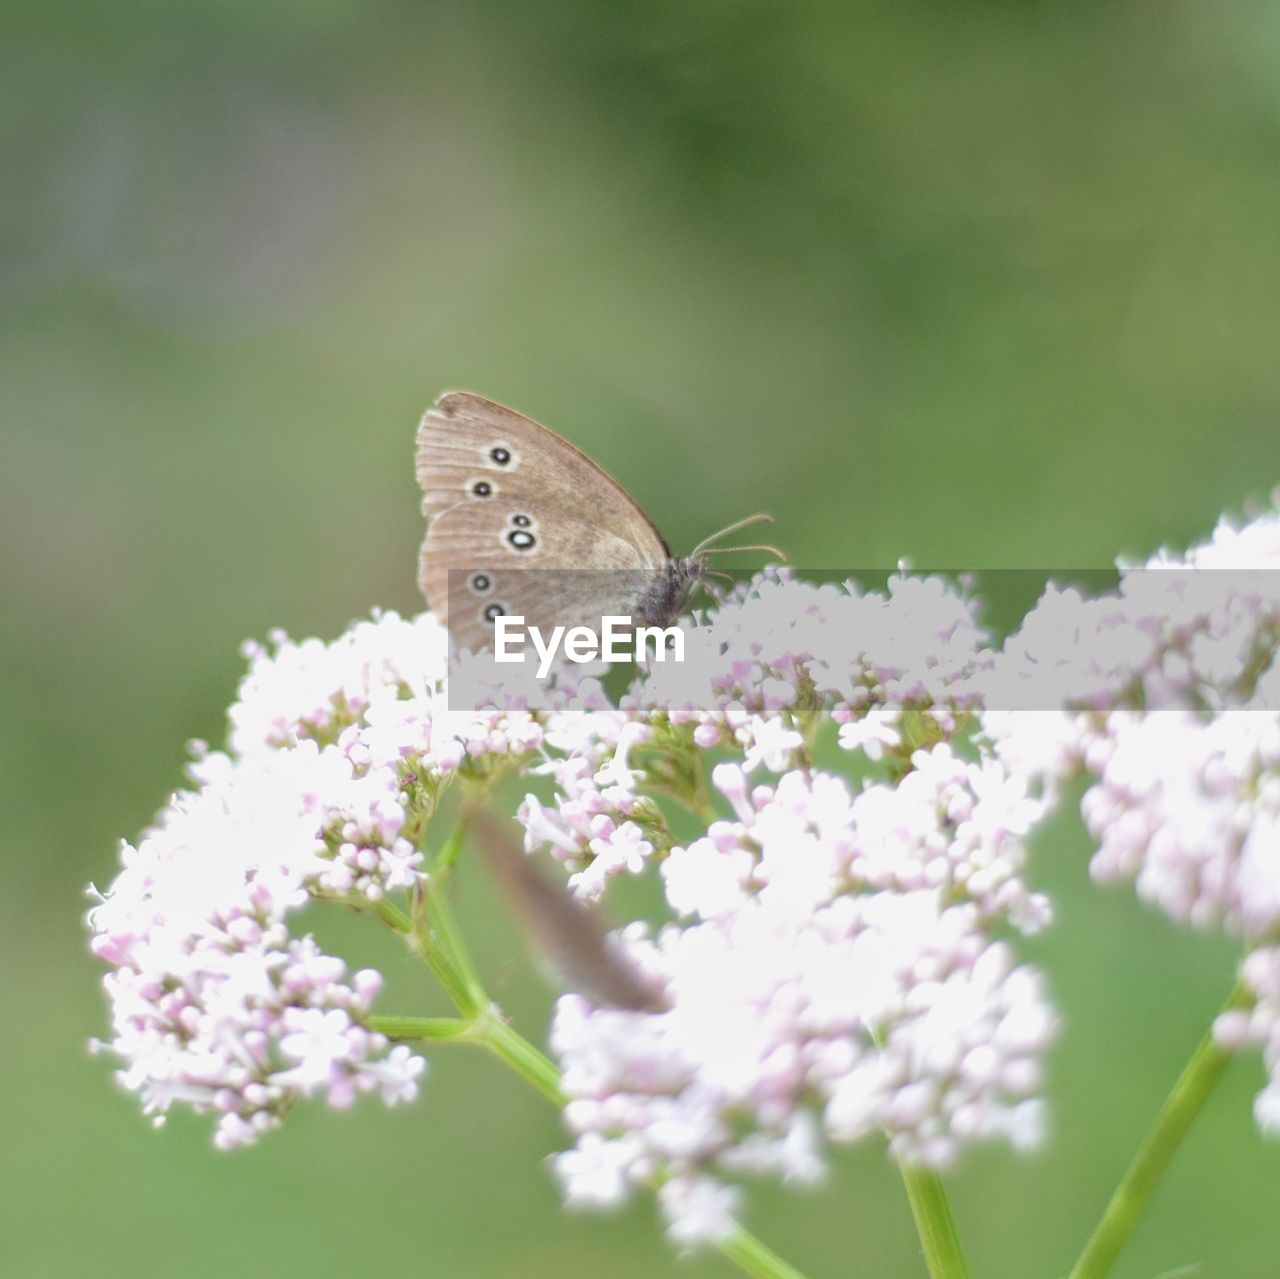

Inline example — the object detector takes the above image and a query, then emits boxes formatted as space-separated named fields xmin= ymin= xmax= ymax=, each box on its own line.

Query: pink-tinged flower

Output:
xmin=231 ymin=610 xmax=451 ymax=758
xmin=812 ymin=571 xmax=990 ymax=709
xmin=1216 ymin=946 xmax=1280 ymax=1136
xmin=741 ymin=716 xmax=805 ymax=773
xmin=659 ymin=1175 xmax=742 ymax=1247
xmin=984 ymin=497 xmax=1280 ymax=1143
xmin=550 ymin=760 xmax=1057 ymax=1241
xmin=88 ymin=613 xmax=458 ymax=1146
xmin=518 ymin=736 xmax=667 ymax=901
xmin=89 ymin=924 xmax=425 ymax=1149
xmin=617 ymin=568 xmax=990 ymax=772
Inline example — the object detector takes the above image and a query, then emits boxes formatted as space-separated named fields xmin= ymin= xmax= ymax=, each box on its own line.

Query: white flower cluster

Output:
xmin=644 ymin=568 xmax=986 ymax=741
xmin=983 ymin=504 xmax=1280 ymax=1142
xmin=521 ymin=569 xmax=994 ymax=901
xmin=1216 ymin=946 xmax=1280 ymax=1134
xmin=534 ymin=512 xmax=1280 ymax=1239
xmin=89 ymin=497 xmax=1280 ymax=1240
xmin=547 ymin=749 xmax=1055 ymax=1242
xmin=519 ymin=726 xmax=664 ymax=901
xmin=89 ymin=610 xmax=544 ymax=1147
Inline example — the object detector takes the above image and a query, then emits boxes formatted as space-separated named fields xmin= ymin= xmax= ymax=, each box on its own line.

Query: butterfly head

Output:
xmin=640 ymin=515 xmax=785 ymax=627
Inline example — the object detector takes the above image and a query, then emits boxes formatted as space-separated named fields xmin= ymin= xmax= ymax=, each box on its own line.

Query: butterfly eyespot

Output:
xmin=507 ymin=530 xmax=536 ymax=551
xmin=469 ymin=573 xmax=492 ymax=594
xmin=471 ymin=480 xmax=494 ymax=498
xmin=482 ymin=602 xmax=506 ymax=622
xmin=489 ymin=446 xmax=512 ymax=465
xmin=511 ymin=513 xmax=532 ymax=528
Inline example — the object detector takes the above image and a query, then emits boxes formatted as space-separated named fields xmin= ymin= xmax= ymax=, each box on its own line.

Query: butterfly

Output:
xmin=415 ymin=391 xmax=783 ymax=651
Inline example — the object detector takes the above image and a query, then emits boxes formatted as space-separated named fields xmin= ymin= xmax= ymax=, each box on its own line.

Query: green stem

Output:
xmin=715 ymin=1227 xmax=813 ymax=1279
xmin=1067 ymin=983 xmax=1250 ymax=1279
xmin=370 ymin=1015 xmax=475 ymax=1041
xmin=383 ymin=1002 xmax=814 ymax=1279
xmin=433 ymin=812 xmax=472 ymax=879
xmin=898 ymin=1163 xmax=971 ymax=1279
xmin=404 ymin=906 xmax=482 ymax=1017
xmin=418 ymin=870 xmax=488 ymax=1017
xmin=375 ymin=898 xmax=411 ymax=933
xmin=402 ymin=806 xmax=489 ymax=1018
xmin=375 ymin=1008 xmax=565 ymax=1104
xmin=393 ymin=800 xmax=815 ymax=1279
xmin=686 ymin=749 xmax=716 ymax=823
xmin=472 ymin=1011 xmax=567 ymax=1106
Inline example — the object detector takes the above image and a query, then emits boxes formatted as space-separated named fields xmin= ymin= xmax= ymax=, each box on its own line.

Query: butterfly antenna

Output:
xmin=690 ymin=513 xmax=776 ymax=558
xmin=701 ymin=543 xmax=788 ymax=562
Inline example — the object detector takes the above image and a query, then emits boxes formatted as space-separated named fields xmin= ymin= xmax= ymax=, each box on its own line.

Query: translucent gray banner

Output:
xmin=442 ymin=567 xmax=1280 ymax=713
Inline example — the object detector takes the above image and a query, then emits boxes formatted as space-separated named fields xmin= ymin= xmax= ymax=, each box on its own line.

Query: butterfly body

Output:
xmin=634 ymin=555 xmax=706 ymax=628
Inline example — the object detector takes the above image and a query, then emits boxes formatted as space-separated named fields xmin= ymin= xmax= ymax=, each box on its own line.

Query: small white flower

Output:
xmin=659 ymin=1175 xmax=741 ymax=1246
xmin=740 ymin=715 xmax=804 ymax=773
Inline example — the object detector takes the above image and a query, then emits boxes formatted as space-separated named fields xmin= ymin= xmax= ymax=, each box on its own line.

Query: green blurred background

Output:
xmin=4 ymin=2 xmax=1280 ymax=1276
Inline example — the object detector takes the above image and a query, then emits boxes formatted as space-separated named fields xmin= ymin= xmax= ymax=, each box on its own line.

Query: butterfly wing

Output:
xmin=421 ymin=497 xmax=661 ymax=652
xmin=416 ymin=391 xmax=671 ymax=551
xmin=416 ymin=393 xmax=672 ymax=648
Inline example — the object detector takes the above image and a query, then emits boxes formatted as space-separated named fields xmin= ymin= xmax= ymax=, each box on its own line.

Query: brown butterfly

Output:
xmin=415 ymin=391 xmax=782 ymax=651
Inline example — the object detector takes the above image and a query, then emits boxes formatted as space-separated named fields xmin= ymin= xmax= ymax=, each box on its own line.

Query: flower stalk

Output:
xmin=1067 ymin=983 xmax=1250 ymax=1279
xmin=714 ymin=1227 xmax=815 ymax=1279
xmin=394 ymin=816 xmax=815 ymax=1278
xmin=898 ymin=1164 xmax=971 ymax=1279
